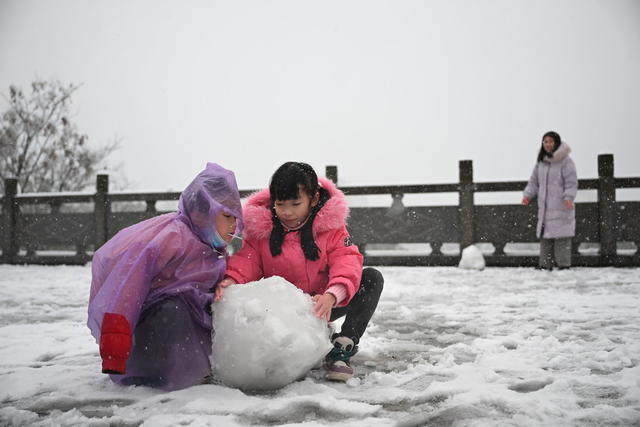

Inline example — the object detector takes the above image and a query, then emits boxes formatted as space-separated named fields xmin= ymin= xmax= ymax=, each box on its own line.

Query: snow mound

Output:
xmin=458 ymin=245 xmax=485 ymax=270
xmin=211 ymin=276 xmax=332 ymax=390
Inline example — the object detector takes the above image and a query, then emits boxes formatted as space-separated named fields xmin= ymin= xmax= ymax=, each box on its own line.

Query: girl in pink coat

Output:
xmin=215 ymin=162 xmax=383 ymax=382
xmin=88 ymin=163 xmax=243 ymax=390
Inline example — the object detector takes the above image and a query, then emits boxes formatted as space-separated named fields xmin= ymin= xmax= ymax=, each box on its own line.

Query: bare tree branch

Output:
xmin=0 ymin=80 xmax=120 ymax=194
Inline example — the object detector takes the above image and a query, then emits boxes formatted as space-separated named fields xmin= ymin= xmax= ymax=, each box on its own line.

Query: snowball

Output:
xmin=211 ymin=276 xmax=332 ymax=391
xmin=458 ymin=244 xmax=485 ymax=270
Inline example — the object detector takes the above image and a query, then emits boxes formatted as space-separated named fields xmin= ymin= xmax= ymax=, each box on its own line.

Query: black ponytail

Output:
xmin=298 ymin=187 xmax=329 ymax=260
xmin=269 ymin=208 xmax=286 ymax=257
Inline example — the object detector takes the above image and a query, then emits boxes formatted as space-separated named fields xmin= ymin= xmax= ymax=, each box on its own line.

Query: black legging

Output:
xmin=329 ymin=267 xmax=384 ymax=345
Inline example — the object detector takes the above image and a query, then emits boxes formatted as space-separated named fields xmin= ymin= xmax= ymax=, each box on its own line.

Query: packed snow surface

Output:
xmin=458 ymin=244 xmax=486 ymax=270
xmin=0 ymin=264 xmax=639 ymax=426
xmin=211 ymin=276 xmax=331 ymax=390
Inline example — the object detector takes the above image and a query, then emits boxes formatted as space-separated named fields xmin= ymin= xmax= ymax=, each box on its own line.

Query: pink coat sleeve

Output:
xmin=225 ymin=238 xmax=265 ymax=284
xmin=324 ymin=227 xmax=363 ymax=306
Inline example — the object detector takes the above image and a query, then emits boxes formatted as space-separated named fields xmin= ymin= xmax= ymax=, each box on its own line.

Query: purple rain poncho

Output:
xmin=523 ymin=142 xmax=578 ymax=239
xmin=87 ymin=162 xmax=243 ymax=390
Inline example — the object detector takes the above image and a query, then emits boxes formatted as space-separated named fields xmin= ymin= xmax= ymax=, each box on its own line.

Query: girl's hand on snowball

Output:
xmin=214 ymin=278 xmax=237 ymax=302
xmin=312 ymin=293 xmax=336 ymax=321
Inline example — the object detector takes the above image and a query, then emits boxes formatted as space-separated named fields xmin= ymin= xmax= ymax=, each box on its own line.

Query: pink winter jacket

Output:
xmin=225 ymin=178 xmax=363 ymax=307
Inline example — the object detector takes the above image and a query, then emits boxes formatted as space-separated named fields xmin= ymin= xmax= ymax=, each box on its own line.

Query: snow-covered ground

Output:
xmin=1 ymin=264 xmax=639 ymax=426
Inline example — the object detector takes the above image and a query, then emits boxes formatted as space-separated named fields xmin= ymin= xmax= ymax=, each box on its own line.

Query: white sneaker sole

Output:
xmin=325 ymin=370 xmax=353 ymax=382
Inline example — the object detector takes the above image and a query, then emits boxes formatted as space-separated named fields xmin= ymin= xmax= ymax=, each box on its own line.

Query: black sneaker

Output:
xmin=325 ymin=335 xmax=358 ymax=382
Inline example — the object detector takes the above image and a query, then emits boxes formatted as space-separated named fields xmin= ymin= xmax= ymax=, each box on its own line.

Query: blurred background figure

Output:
xmin=522 ymin=131 xmax=578 ymax=270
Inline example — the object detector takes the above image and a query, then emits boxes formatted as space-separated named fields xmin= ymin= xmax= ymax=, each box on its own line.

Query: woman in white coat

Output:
xmin=522 ymin=131 xmax=578 ymax=270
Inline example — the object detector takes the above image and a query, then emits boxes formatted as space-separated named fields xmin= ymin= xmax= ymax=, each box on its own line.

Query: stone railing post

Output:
xmin=458 ymin=160 xmax=475 ymax=250
xmin=326 ymin=165 xmax=338 ymax=184
xmin=2 ymin=178 xmax=19 ymax=263
xmin=94 ymin=174 xmax=110 ymax=250
xmin=597 ymin=154 xmax=616 ymax=265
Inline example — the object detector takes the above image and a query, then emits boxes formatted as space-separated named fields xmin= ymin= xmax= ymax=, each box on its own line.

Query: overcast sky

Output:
xmin=1 ymin=0 xmax=639 ymax=194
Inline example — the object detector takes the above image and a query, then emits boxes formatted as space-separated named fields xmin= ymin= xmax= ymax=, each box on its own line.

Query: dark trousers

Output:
xmin=539 ymin=237 xmax=572 ymax=269
xmin=329 ymin=267 xmax=384 ymax=345
xmin=114 ymin=297 xmax=212 ymax=391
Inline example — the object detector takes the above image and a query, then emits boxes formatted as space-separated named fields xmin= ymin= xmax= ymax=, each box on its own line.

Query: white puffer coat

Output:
xmin=523 ymin=142 xmax=578 ymax=239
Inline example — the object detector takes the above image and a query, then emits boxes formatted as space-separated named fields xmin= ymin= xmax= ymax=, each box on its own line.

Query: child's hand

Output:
xmin=312 ymin=293 xmax=336 ymax=321
xmin=214 ymin=277 xmax=237 ymax=302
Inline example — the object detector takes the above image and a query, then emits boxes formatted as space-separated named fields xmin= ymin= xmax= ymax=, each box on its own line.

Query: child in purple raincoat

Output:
xmin=88 ymin=163 xmax=243 ymax=391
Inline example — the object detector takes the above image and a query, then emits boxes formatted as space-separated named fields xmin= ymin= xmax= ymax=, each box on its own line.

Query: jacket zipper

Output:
xmin=542 ymin=164 xmax=551 ymax=238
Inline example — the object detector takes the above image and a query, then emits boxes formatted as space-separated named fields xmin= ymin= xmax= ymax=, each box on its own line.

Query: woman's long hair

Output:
xmin=269 ymin=162 xmax=330 ymax=260
xmin=537 ymin=131 xmax=562 ymax=162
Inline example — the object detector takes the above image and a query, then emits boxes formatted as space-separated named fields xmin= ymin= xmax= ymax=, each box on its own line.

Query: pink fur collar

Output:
xmin=242 ymin=178 xmax=349 ymax=240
